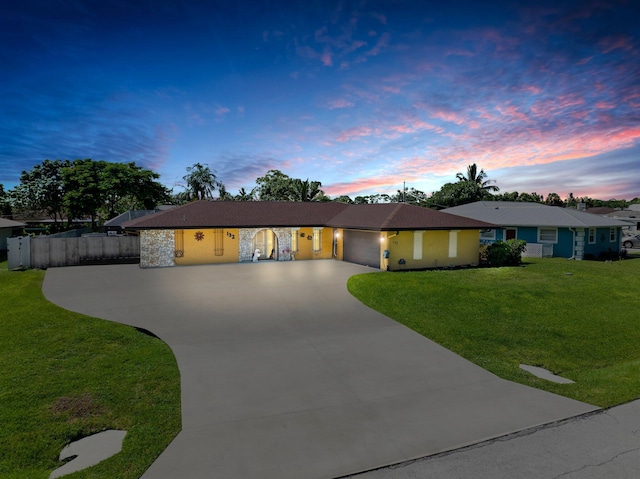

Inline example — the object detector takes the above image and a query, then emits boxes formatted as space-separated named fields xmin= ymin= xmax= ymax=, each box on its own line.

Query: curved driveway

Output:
xmin=43 ymin=261 xmax=597 ymax=479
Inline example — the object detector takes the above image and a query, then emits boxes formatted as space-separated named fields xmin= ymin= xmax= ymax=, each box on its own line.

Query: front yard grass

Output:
xmin=0 ymin=263 xmax=181 ymax=479
xmin=348 ymin=257 xmax=640 ymax=408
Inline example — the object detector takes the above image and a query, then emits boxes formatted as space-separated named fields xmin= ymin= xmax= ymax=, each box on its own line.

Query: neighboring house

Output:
xmin=444 ymin=201 xmax=631 ymax=259
xmin=0 ymin=218 xmax=26 ymax=258
xmin=587 ymin=207 xmax=640 ymax=237
xmin=104 ymin=210 xmax=158 ymax=235
xmin=123 ymin=201 xmax=494 ymax=270
xmin=104 ymin=206 xmax=179 ymax=235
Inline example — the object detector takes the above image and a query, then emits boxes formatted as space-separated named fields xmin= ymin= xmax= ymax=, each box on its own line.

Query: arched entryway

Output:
xmin=253 ymin=229 xmax=279 ymax=260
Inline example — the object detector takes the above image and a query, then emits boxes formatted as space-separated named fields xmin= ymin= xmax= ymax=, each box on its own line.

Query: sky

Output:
xmin=2 ymin=0 xmax=640 ymax=201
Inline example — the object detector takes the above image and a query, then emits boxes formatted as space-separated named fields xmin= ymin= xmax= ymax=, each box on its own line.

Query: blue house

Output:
xmin=444 ymin=202 xmax=631 ymax=259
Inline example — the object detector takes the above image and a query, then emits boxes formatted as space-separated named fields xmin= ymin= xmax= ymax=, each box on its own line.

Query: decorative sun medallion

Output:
xmin=194 ymin=231 xmax=205 ymax=241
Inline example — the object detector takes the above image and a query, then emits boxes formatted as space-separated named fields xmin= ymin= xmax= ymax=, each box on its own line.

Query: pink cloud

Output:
xmin=321 ymin=51 xmax=333 ymax=66
xmin=382 ymin=85 xmax=400 ymax=93
xmin=388 ymin=119 xmax=443 ymax=135
xmin=600 ymin=35 xmax=636 ymax=54
xmin=495 ymin=104 xmax=529 ymax=122
xmin=429 ymin=109 xmax=480 ymax=129
xmin=530 ymin=94 xmax=585 ymax=117
xmin=366 ymin=32 xmax=390 ymax=56
xmin=522 ymin=85 xmax=542 ymax=95
xmin=336 ymin=125 xmax=376 ymax=142
xmin=325 ymin=176 xmax=399 ymax=197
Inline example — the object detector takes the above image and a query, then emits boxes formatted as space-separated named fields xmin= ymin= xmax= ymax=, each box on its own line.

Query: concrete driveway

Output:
xmin=43 ymin=260 xmax=598 ymax=479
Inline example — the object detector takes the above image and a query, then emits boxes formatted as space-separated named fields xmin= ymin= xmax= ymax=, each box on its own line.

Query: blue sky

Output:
xmin=2 ymin=0 xmax=639 ymax=200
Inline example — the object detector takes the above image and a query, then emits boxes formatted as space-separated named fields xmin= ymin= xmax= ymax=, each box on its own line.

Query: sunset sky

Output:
xmin=2 ymin=0 xmax=639 ymax=200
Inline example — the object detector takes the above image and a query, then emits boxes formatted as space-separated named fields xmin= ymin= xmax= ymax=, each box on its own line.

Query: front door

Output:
xmin=253 ymin=229 xmax=278 ymax=260
xmin=505 ymin=228 xmax=517 ymax=240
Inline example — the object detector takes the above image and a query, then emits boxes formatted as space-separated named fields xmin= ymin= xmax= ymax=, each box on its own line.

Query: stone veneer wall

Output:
xmin=140 ymin=229 xmax=175 ymax=267
xmin=239 ymin=228 xmax=292 ymax=262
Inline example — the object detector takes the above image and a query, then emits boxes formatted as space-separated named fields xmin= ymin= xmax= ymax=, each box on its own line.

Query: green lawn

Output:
xmin=348 ymin=257 xmax=640 ymax=408
xmin=0 ymin=263 xmax=181 ymax=479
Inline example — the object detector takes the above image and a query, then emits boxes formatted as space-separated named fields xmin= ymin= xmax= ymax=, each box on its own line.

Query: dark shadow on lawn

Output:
xmin=135 ymin=327 xmax=160 ymax=339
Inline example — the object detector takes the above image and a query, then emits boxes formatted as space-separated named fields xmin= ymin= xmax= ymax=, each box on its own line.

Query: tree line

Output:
xmin=1 ymin=160 xmax=637 ymax=232
xmin=1 ymin=159 xmax=170 ymax=230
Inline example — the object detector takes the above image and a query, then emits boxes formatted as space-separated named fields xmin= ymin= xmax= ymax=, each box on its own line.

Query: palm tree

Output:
xmin=291 ymin=178 xmax=324 ymax=202
xmin=456 ymin=163 xmax=499 ymax=193
xmin=234 ymin=187 xmax=255 ymax=201
xmin=183 ymin=163 xmax=220 ymax=200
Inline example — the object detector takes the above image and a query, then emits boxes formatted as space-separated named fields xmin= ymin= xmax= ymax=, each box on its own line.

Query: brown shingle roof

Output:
xmin=123 ymin=201 xmax=494 ymax=230
xmin=326 ymin=203 xmax=494 ymax=230
xmin=123 ymin=201 xmax=350 ymax=229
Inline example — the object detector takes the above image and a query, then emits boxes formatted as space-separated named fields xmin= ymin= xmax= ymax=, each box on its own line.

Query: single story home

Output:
xmin=444 ymin=201 xmax=631 ymax=259
xmin=123 ymin=201 xmax=494 ymax=270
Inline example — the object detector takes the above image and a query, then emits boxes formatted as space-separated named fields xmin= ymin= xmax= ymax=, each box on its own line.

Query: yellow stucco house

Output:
xmin=123 ymin=201 xmax=494 ymax=270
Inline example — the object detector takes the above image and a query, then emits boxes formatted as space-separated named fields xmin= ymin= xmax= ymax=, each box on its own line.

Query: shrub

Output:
xmin=598 ymin=248 xmax=621 ymax=261
xmin=487 ymin=239 xmax=527 ymax=266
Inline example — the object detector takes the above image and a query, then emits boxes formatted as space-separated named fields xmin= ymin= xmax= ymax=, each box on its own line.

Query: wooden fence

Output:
xmin=24 ymin=236 xmax=139 ymax=269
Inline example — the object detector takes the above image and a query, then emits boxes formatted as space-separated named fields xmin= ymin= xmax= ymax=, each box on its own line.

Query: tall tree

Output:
xmin=456 ymin=163 xmax=499 ymax=194
xmin=10 ymin=159 xmax=70 ymax=224
xmin=62 ymin=159 xmax=169 ymax=227
xmin=100 ymin=162 xmax=169 ymax=218
xmin=0 ymin=184 xmax=11 ymax=216
xmin=62 ymin=159 xmax=105 ymax=228
xmin=183 ymin=163 xmax=220 ymax=200
xmin=545 ymin=192 xmax=563 ymax=207
xmin=254 ymin=170 xmax=294 ymax=201
xmin=428 ymin=181 xmax=486 ymax=209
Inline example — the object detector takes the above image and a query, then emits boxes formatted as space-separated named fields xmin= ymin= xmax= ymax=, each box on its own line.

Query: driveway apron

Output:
xmin=43 ymin=261 xmax=598 ymax=479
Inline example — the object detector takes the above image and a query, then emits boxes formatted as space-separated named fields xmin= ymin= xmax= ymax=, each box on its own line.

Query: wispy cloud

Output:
xmin=326 ymin=98 xmax=354 ymax=109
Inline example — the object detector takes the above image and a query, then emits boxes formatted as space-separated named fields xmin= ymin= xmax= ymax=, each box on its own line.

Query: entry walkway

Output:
xmin=43 ymin=261 xmax=598 ymax=479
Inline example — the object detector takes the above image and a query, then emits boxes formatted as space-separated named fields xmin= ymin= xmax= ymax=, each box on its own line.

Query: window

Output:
xmin=291 ymin=228 xmax=299 ymax=252
xmin=480 ymin=229 xmax=495 ymax=240
xmin=312 ymin=228 xmax=322 ymax=252
xmin=213 ymin=229 xmax=224 ymax=256
xmin=413 ymin=231 xmax=423 ymax=260
xmin=448 ymin=230 xmax=458 ymax=258
xmin=588 ymin=228 xmax=596 ymax=244
xmin=610 ymin=227 xmax=616 ymax=242
xmin=538 ymin=227 xmax=558 ymax=243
